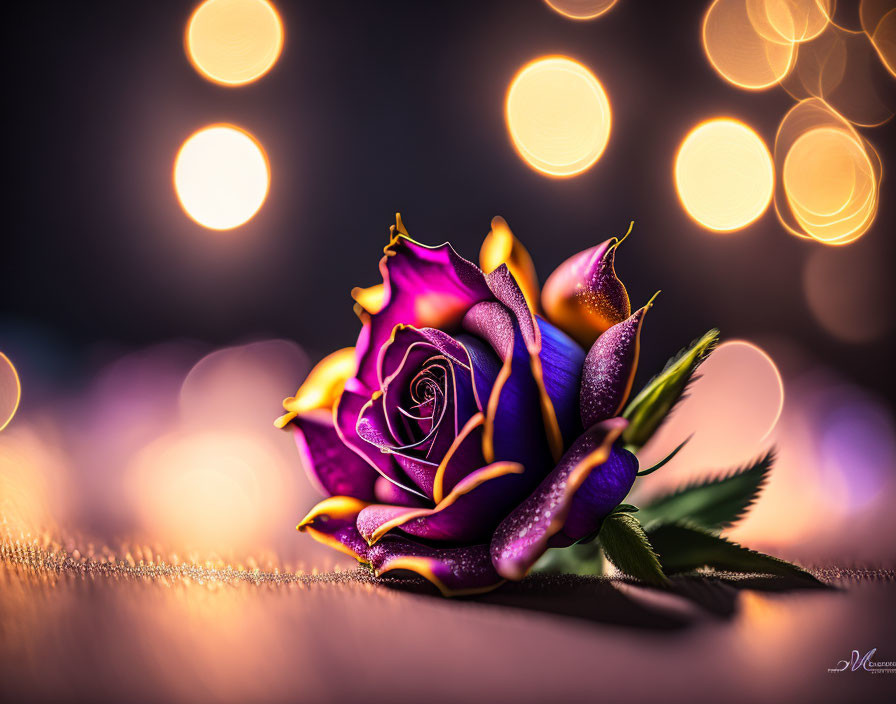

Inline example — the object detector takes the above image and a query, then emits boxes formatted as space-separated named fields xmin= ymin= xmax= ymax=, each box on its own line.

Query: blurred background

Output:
xmin=1 ymin=2 xmax=895 ymax=702
xmin=1 ymin=0 xmax=894 ymax=574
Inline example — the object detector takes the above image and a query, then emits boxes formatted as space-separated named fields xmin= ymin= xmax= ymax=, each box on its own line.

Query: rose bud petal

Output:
xmin=368 ymin=538 xmax=504 ymax=597
xmin=579 ymin=294 xmax=657 ymax=429
xmin=490 ymin=418 xmax=628 ymax=581
xmin=297 ymin=496 xmax=371 ymax=562
xmin=275 ymin=347 xmax=356 ymax=428
xmin=541 ymin=228 xmax=632 ymax=349
xmin=356 ymin=461 xmax=525 ymax=545
xmin=479 ymin=267 xmax=585 ymax=461
xmin=557 ymin=446 xmax=639 ymax=542
xmin=290 ymin=410 xmax=379 ymax=501
xmin=479 ymin=216 xmax=540 ymax=313
xmin=374 ymin=476 xmax=428 ymax=507
xmin=352 ymin=216 xmax=493 ymax=393
xmin=351 ymin=283 xmax=386 ymax=317
xmin=353 ymin=324 xmax=500 ymax=501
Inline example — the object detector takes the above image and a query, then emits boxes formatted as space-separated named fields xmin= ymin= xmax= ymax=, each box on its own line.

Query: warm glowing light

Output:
xmin=702 ymin=0 xmax=796 ymax=90
xmin=505 ymin=56 xmax=612 ymax=177
xmin=636 ymin=340 xmax=785 ymax=479
xmin=782 ymin=22 xmax=895 ymax=128
xmin=0 ymin=352 xmax=21 ymax=432
xmin=774 ymin=100 xmax=881 ymax=245
xmin=174 ymin=124 xmax=270 ymax=230
xmin=745 ymin=0 xmax=832 ymax=45
xmin=186 ymin=0 xmax=284 ymax=86
xmin=674 ymin=118 xmax=774 ymax=232
xmin=543 ymin=0 xmax=619 ymax=20
xmin=868 ymin=8 xmax=896 ymax=77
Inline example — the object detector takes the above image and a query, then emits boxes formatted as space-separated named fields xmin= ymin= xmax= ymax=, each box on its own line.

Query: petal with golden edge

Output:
xmin=462 ymin=302 xmax=554 ymax=472
xmin=290 ymin=410 xmax=378 ymax=501
xmin=335 ymin=381 xmax=423 ymax=498
xmin=490 ymin=417 xmax=627 ymax=581
xmin=358 ymin=460 xmax=525 ymax=545
xmin=485 ymin=265 xmax=566 ymax=463
xmin=352 ymin=214 xmax=493 ymax=392
xmin=275 ymin=347 xmax=356 ymax=428
xmin=297 ymin=496 xmax=371 ymax=563
xmin=580 ymin=293 xmax=656 ymax=429
xmin=432 ymin=412 xmax=486 ymax=503
xmin=541 ymin=225 xmax=632 ymax=349
xmin=479 ymin=216 xmax=540 ymax=313
xmin=351 ymin=283 xmax=386 ymax=316
xmin=368 ymin=539 xmax=505 ymax=597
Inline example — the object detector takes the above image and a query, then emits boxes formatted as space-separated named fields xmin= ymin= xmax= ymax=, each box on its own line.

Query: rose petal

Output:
xmin=369 ymin=538 xmax=505 ymax=597
xmin=290 ymin=410 xmax=378 ymax=501
xmin=335 ymin=381 xmax=424 ymax=498
xmin=275 ymin=347 xmax=356 ymax=428
xmin=297 ymin=496 xmax=371 ymax=562
xmin=479 ymin=216 xmax=540 ymax=313
xmin=490 ymin=418 xmax=627 ymax=581
xmin=579 ymin=297 xmax=655 ymax=428
xmin=536 ymin=317 xmax=585 ymax=448
xmin=484 ymin=265 xmax=569 ymax=462
xmin=432 ymin=412 xmax=487 ymax=502
xmin=358 ymin=461 xmax=525 ymax=545
xmin=559 ymin=446 xmax=639 ymax=542
xmin=374 ymin=476 xmax=427 ymax=507
xmin=541 ymin=234 xmax=631 ymax=349
xmin=462 ymin=302 xmax=554 ymax=472
xmin=456 ymin=333 xmax=502 ymax=414
xmin=353 ymin=232 xmax=492 ymax=392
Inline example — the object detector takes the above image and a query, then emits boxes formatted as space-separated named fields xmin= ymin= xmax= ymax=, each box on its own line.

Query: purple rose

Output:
xmin=277 ymin=216 xmax=651 ymax=596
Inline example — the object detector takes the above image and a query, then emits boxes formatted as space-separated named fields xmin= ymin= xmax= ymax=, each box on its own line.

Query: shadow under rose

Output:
xmin=374 ymin=571 xmax=834 ymax=631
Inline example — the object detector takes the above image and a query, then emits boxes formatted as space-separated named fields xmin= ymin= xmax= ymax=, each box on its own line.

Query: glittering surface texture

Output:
xmin=1 ymin=534 xmax=893 ymax=703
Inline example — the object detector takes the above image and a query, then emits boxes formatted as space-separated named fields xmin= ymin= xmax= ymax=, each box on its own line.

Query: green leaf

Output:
xmin=637 ymin=450 xmax=775 ymax=531
xmin=531 ymin=541 xmax=604 ymax=576
xmin=636 ymin=435 xmax=691 ymax=476
xmin=646 ymin=522 xmax=820 ymax=583
xmin=622 ymin=328 xmax=719 ymax=448
xmin=598 ymin=512 xmax=669 ymax=586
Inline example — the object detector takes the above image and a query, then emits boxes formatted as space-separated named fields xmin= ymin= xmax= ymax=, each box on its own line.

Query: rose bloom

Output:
xmin=277 ymin=216 xmax=651 ymax=596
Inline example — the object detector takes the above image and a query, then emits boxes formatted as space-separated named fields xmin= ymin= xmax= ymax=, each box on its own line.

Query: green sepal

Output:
xmin=622 ymin=328 xmax=719 ymax=448
xmin=598 ymin=512 xmax=669 ymax=587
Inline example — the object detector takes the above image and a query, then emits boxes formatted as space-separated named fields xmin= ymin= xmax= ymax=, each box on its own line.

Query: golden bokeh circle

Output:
xmin=543 ymin=0 xmax=619 ymax=20
xmin=702 ymin=0 xmax=796 ymax=90
xmin=674 ymin=118 xmax=774 ymax=232
xmin=173 ymin=124 xmax=271 ymax=231
xmin=0 ymin=351 xmax=21 ymax=432
xmin=505 ymin=56 xmax=612 ymax=178
xmin=186 ymin=0 xmax=284 ymax=86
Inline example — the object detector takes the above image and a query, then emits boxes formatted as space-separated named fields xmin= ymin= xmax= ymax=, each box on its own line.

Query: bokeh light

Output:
xmin=543 ymin=0 xmax=619 ymax=20
xmin=638 ymin=340 xmax=785 ymax=474
xmin=861 ymin=1 xmax=896 ymax=78
xmin=745 ymin=0 xmax=832 ymax=45
xmin=0 ymin=351 xmax=21 ymax=432
xmin=174 ymin=124 xmax=270 ymax=230
xmin=674 ymin=118 xmax=774 ymax=232
xmin=505 ymin=56 xmax=612 ymax=177
xmin=702 ymin=0 xmax=796 ymax=90
xmin=781 ymin=22 xmax=895 ymax=128
xmin=774 ymin=99 xmax=881 ymax=245
xmin=803 ymin=243 xmax=894 ymax=343
xmin=186 ymin=0 xmax=284 ymax=86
